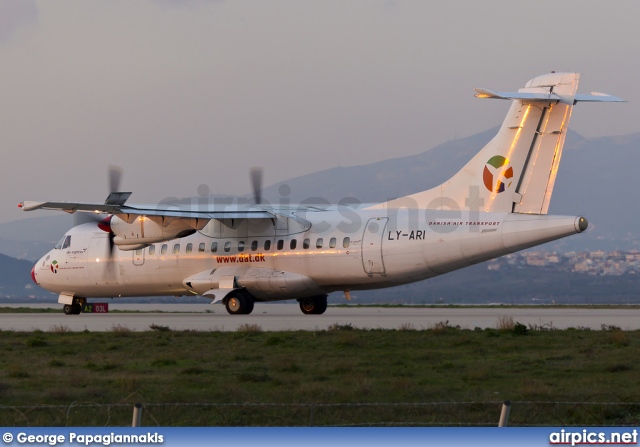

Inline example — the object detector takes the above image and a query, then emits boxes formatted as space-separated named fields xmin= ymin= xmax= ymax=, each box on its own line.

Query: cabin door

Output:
xmin=361 ymin=217 xmax=388 ymax=276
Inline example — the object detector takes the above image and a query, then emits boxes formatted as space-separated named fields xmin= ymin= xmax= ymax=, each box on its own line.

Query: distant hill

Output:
xmin=0 ymin=214 xmax=74 ymax=261
xmin=260 ymin=128 xmax=498 ymax=205
xmin=351 ymin=262 xmax=640 ymax=306
xmin=258 ymin=129 xmax=640 ymax=252
xmin=0 ymin=252 xmax=46 ymax=299
xmin=3 ymin=128 xmax=640 ymax=261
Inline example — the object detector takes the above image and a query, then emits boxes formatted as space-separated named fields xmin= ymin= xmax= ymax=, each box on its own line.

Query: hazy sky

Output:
xmin=1 ymin=0 xmax=637 ymax=224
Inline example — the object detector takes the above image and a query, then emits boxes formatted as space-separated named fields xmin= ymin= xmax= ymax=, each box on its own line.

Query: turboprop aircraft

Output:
xmin=20 ymin=72 xmax=623 ymax=316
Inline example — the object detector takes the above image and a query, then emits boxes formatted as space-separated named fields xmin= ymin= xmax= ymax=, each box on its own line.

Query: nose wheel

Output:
xmin=63 ymin=303 xmax=82 ymax=315
xmin=62 ymin=297 xmax=85 ymax=315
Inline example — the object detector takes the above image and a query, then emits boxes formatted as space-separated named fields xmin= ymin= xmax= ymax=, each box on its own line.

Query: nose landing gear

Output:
xmin=62 ymin=297 xmax=86 ymax=315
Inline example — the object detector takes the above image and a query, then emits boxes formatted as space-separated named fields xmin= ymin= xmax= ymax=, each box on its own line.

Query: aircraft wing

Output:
xmin=18 ymin=199 xmax=277 ymax=220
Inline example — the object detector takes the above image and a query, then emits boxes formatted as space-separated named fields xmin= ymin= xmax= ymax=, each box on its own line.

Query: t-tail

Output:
xmin=370 ymin=72 xmax=624 ymax=213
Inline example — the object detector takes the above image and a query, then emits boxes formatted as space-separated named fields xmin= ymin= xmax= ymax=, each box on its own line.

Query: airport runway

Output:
xmin=2 ymin=303 xmax=640 ymax=331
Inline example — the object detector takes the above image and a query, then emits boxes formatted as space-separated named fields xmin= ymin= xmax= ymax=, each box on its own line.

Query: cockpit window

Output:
xmin=55 ymin=235 xmax=71 ymax=250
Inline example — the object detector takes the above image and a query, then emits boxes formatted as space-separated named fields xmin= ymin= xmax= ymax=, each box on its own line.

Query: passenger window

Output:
xmin=211 ymin=242 xmax=218 ymax=253
xmin=330 ymin=237 xmax=336 ymax=248
xmin=135 ymin=249 xmax=142 ymax=255
xmin=264 ymin=240 xmax=271 ymax=251
xmin=303 ymin=238 xmax=310 ymax=249
xmin=224 ymin=242 xmax=231 ymax=252
xmin=149 ymin=245 xmax=156 ymax=255
xmin=238 ymin=241 xmax=245 ymax=252
xmin=161 ymin=244 xmax=168 ymax=255
xmin=251 ymin=240 xmax=258 ymax=251
xmin=186 ymin=243 xmax=193 ymax=254
xmin=316 ymin=238 xmax=323 ymax=249
xmin=173 ymin=244 xmax=180 ymax=254
xmin=277 ymin=240 xmax=284 ymax=250
xmin=198 ymin=243 xmax=205 ymax=252
xmin=343 ymin=237 xmax=350 ymax=248
xmin=290 ymin=239 xmax=297 ymax=250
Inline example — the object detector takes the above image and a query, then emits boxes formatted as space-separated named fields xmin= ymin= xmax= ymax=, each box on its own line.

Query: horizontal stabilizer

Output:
xmin=475 ymin=88 xmax=624 ymax=104
xmin=372 ymin=72 xmax=623 ymax=215
xmin=475 ymin=88 xmax=567 ymax=102
xmin=573 ymin=92 xmax=626 ymax=103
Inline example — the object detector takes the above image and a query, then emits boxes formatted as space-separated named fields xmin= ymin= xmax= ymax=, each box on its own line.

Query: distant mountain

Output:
xmin=0 ymin=252 xmax=47 ymax=299
xmin=0 ymin=214 xmax=74 ymax=261
xmin=260 ymin=128 xmax=498 ymax=205
xmin=351 ymin=262 xmax=640 ymax=306
xmin=549 ymin=132 xmax=640 ymax=251
xmin=3 ymin=128 xmax=640 ymax=261
xmin=259 ymin=129 xmax=640 ymax=252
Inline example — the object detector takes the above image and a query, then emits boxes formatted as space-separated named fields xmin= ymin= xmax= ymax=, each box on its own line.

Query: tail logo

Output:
xmin=483 ymin=156 xmax=513 ymax=193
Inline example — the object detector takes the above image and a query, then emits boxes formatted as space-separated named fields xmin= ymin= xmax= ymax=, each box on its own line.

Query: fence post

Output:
xmin=309 ymin=405 xmax=316 ymax=426
xmin=498 ymin=401 xmax=511 ymax=427
xmin=132 ymin=403 xmax=143 ymax=427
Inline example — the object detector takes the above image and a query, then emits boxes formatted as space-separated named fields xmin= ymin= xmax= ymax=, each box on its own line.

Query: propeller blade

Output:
xmin=250 ymin=167 xmax=263 ymax=205
xmin=74 ymin=166 xmax=123 ymax=226
xmin=97 ymin=215 xmax=117 ymax=277
xmin=109 ymin=165 xmax=123 ymax=193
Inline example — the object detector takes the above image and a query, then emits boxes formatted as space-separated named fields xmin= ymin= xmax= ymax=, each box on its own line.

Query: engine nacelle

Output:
xmin=106 ymin=214 xmax=208 ymax=246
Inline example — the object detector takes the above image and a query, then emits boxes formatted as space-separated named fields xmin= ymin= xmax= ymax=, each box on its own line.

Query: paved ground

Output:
xmin=1 ymin=303 xmax=639 ymax=331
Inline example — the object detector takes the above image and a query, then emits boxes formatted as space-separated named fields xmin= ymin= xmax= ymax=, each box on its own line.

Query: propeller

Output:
xmin=74 ymin=165 xmax=124 ymax=227
xmin=74 ymin=166 xmax=123 ymax=276
xmin=250 ymin=166 xmax=263 ymax=205
xmin=108 ymin=165 xmax=123 ymax=195
xmin=102 ymin=166 xmax=123 ymax=261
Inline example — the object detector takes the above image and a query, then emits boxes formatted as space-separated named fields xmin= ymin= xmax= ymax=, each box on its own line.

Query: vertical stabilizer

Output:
xmin=369 ymin=73 xmax=623 ymax=214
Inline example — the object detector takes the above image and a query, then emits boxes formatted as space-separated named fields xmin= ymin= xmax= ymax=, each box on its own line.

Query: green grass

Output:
xmin=1 ymin=326 xmax=639 ymax=426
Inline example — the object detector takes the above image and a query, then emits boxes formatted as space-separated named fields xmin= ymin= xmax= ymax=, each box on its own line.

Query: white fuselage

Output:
xmin=32 ymin=206 xmax=585 ymax=302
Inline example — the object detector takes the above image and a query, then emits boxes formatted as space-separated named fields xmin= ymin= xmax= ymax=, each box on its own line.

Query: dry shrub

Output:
xmin=608 ymin=330 xmax=629 ymax=347
xmin=107 ymin=324 xmax=133 ymax=336
xmin=429 ymin=320 xmax=459 ymax=334
xmin=399 ymin=323 xmax=416 ymax=331
xmin=236 ymin=323 xmax=262 ymax=333
xmin=496 ymin=315 xmax=515 ymax=331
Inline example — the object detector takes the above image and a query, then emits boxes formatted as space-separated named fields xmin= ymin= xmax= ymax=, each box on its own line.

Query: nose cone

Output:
xmin=31 ymin=265 xmax=37 ymax=284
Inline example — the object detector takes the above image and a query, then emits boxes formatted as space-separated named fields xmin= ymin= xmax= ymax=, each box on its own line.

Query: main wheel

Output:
xmin=225 ymin=290 xmax=255 ymax=315
xmin=244 ymin=297 xmax=255 ymax=315
xmin=314 ymin=295 xmax=328 ymax=314
xmin=63 ymin=304 xmax=73 ymax=315
xmin=299 ymin=295 xmax=328 ymax=315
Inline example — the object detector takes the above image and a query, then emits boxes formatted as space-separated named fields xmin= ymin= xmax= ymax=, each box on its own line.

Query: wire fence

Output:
xmin=2 ymin=401 xmax=640 ymax=427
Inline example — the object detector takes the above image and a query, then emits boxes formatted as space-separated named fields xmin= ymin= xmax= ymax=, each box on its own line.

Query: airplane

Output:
xmin=20 ymin=72 xmax=623 ymax=316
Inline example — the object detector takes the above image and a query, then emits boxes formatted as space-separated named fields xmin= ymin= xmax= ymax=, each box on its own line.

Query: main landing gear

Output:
xmin=62 ymin=297 xmax=86 ymax=315
xmin=224 ymin=290 xmax=255 ymax=315
xmin=298 ymin=295 xmax=328 ymax=315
